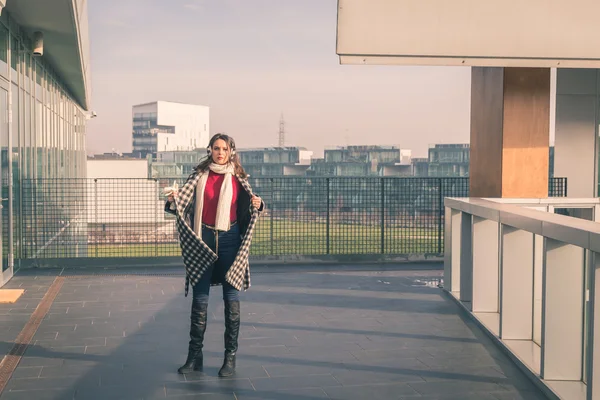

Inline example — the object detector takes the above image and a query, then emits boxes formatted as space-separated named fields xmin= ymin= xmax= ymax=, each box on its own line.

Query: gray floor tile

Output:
xmin=250 ymin=374 xmax=341 ymax=391
xmin=235 ymin=387 xmax=329 ymax=400
xmin=324 ymin=382 xmax=421 ymax=400
xmin=0 ymin=388 xmax=75 ymax=400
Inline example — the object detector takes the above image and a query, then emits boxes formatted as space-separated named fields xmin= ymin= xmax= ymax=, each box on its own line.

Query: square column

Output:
xmin=470 ymin=67 xmax=551 ymax=198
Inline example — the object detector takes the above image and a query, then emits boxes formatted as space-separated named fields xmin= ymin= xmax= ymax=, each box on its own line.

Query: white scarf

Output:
xmin=194 ymin=162 xmax=236 ymax=233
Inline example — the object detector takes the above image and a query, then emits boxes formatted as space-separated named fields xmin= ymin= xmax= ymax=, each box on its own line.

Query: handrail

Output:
xmin=445 ymin=197 xmax=600 ymax=251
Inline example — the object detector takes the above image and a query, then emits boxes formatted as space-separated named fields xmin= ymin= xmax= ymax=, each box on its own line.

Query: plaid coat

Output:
xmin=168 ymin=170 xmax=262 ymax=296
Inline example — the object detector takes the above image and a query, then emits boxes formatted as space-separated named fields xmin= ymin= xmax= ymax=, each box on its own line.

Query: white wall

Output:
xmin=86 ymin=159 xmax=161 ymax=225
xmin=399 ymin=149 xmax=412 ymax=165
xmin=86 ymin=179 xmax=163 ymax=225
xmin=87 ymin=159 xmax=148 ymax=178
xmin=554 ymin=69 xmax=599 ymax=198
xmin=298 ymin=150 xmax=313 ymax=164
xmin=283 ymin=165 xmax=311 ymax=176
xmin=156 ymin=101 xmax=209 ymax=152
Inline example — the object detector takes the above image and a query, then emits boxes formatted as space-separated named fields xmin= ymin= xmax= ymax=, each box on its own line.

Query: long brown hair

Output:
xmin=194 ymin=133 xmax=247 ymax=179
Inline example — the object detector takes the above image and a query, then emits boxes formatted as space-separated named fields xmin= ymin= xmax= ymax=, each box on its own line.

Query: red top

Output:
xmin=202 ymin=171 xmax=240 ymax=226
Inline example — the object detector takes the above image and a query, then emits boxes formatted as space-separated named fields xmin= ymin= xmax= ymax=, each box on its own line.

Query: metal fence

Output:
xmin=13 ymin=177 xmax=567 ymax=260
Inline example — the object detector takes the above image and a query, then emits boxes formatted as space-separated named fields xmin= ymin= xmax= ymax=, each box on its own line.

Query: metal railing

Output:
xmin=444 ymin=197 xmax=600 ymax=400
xmin=13 ymin=177 xmax=567 ymax=260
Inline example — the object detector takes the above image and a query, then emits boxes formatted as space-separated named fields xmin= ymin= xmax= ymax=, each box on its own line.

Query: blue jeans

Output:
xmin=192 ymin=223 xmax=241 ymax=305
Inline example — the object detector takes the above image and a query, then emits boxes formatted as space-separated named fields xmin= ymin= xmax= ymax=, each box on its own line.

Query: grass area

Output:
xmin=29 ymin=219 xmax=442 ymax=259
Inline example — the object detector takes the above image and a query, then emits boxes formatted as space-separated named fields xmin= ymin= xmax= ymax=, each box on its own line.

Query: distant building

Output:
xmin=132 ymin=101 xmax=210 ymax=159
xmin=308 ymin=146 xmax=411 ymax=176
xmin=151 ymin=150 xmax=205 ymax=178
xmin=411 ymin=158 xmax=430 ymax=177
xmin=238 ymin=147 xmax=313 ymax=176
xmin=427 ymin=144 xmax=470 ymax=177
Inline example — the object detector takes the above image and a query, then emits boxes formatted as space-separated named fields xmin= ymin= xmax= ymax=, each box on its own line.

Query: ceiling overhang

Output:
xmin=337 ymin=0 xmax=600 ymax=69
xmin=4 ymin=0 xmax=90 ymax=110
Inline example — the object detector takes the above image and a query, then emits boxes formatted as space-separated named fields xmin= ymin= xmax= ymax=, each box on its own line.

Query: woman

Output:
xmin=165 ymin=133 xmax=264 ymax=378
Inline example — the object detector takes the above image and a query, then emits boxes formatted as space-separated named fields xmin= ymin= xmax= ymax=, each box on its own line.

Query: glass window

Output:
xmin=0 ymin=24 xmax=7 ymax=76
xmin=36 ymin=63 xmax=42 ymax=86
xmin=10 ymin=36 xmax=17 ymax=73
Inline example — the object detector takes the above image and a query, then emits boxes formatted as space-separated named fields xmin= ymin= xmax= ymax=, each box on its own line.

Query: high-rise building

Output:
xmin=132 ymin=101 xmax=209 ymax=159
xmin=0 ymin=1 xmax=91 ymax=277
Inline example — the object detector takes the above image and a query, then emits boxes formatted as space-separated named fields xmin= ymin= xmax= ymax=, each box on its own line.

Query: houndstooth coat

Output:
xmin=166 ymin=170 xmax=263 ymax=296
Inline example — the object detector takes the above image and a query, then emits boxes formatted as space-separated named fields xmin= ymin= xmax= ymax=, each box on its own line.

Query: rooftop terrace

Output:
xmin=0 ymin=264 xmax=545 ymax=400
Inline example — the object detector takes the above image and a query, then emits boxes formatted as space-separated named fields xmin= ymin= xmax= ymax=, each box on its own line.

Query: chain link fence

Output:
xmin=13 ymin=177 xmax=567 ymax=260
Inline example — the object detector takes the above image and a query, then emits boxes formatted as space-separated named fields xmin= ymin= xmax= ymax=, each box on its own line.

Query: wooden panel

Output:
xmin=502 ymin=68 xmax=550 ymax=198
xmin=469 ymin=67 xmax=504 ymax=198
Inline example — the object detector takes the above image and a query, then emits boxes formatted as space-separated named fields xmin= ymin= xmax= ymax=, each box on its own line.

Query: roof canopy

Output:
xmin=5 ymin=0 xmax=90 ymax=110
xmin=337 ymin=0 xmax=600 ymax=68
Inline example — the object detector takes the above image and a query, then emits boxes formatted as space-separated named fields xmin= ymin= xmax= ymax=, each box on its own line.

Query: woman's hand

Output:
xmin=251 ymin=195 xmax=262 ymax=209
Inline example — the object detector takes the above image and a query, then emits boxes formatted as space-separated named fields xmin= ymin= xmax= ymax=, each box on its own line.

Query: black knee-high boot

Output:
xmin=218 ymin=301 xmax=240 ymax=377
xmin=178 ymin=301 xmax=208 ymax=374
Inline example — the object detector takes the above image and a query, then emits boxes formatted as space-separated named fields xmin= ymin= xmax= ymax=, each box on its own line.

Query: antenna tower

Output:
xmin=278 ymin=114 xmax=285 ymax=147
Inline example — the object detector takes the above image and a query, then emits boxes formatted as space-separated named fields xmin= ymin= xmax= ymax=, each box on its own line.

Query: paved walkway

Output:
xmin=0 ymin=265 xmax=545 ymax=400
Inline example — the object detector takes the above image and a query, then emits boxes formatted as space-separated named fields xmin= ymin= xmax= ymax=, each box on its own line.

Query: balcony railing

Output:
xmin=11 ymin=177 xmax=567 ymax=262
xmin=444 ymin=197 xmax=600 ymax=400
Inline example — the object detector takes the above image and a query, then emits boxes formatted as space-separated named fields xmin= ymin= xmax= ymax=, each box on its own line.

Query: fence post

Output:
xmin=326 ymin=178 xmax=330 ymax=255
xmin=155 ymin=179 xmax=159 ymax=258
xmin=270 ymin=178 xmax=274 ymax=256
xmin=438 ymin=178 xmax=443 ymax=255
xmin=94 ymin=179 xmax=98 ymax=258
xmin=381 ymin=178 xmax=385 ymax=254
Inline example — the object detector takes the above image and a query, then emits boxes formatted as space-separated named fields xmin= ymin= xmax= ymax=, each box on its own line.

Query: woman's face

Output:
xmin=211 ymin=138 xmax=230 ymax=165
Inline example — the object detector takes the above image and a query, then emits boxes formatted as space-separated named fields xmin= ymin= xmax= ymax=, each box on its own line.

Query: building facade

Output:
xmin=238 ymin=147 xmax=313 ymax=177
xmin=411 ymin=157 xmax=430 ymax=177
xmin=309 ymin=146 xmax=409 ymax=176
xmin=0 ymin=2 xmax=90 ymax=280
xmin=132 ymin=101 xmax=209 ymax=159
xmin=427 ymin=144 xmax=470 ymax=177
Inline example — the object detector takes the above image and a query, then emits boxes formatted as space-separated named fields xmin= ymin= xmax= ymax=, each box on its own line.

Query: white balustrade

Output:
xmin=444 ymin=197 xmax=600 ymax=400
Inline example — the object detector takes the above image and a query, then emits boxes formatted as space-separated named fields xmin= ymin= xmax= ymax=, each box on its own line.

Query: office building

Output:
xmin=427 ymin=144 xmax=470 ymax=177
xmin=132 ymin=101 xmax=209 ymax=159
xmin=238 ymin=147 xmax=313 ymax=177
xmin=0 ymin=1 xmax=90 ymax=279
xmin=309 ymin=146 xmax=410 ymax=176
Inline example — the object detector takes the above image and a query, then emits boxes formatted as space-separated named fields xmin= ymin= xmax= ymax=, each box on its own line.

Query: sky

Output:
xmin=86 ymin=0 xmax=472 ymax=158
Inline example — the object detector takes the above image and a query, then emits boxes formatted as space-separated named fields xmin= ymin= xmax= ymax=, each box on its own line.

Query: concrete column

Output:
xmin=554 ymin=69 xmax=599 ymax=198
xmin=470 ymin=67 xmax=551 ymax=198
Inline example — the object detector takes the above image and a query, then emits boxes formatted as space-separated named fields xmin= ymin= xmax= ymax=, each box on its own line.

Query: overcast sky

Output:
xmin=86 ymin=0 xmax=472 ymax=158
